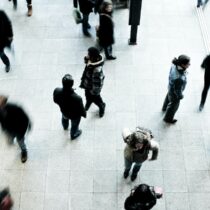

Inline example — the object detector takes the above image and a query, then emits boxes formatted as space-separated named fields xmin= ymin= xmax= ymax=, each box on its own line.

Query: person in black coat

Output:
xmin=199 ymin=54 xmax=210 ymax=111
xmin=53 ymin=74 xmax=86 ymax=140
xmin=73 ymin=0 xmax=95 ymax=36
xmin=8 ymin=0 xmax=33 ymax=16
xmin=0 ymin=96 xmax=31 ymax=163
xmin=98 ymin=1 xmax=116 ymax=60
xmin=0 ymin=10 xmax=13 ymax=72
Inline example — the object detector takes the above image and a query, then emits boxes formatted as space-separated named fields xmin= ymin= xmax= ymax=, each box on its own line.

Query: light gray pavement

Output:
xmin=0 ymin=0 xmax=210 ymax=209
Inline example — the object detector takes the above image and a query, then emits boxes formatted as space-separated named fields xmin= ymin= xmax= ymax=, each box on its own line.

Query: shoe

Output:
xmin=71 ymin=130 xmax=82 ymax=140
xmin=123 ymin=170 xmax=129 ymax=179
xmin=21 ymin=150 xmax=28 ymax=163
xmin=128 ymin=39 xmax=137 ymax=45
xmin=5 ymin=65 xmax=10 ymax=73
xmin=13 ymin=2 xmax=17 ymax=10
xmin=99 ymin=103 xmax=106 ymax=117
xmin=131 ymin=173 xmax=137 ymax=181
xmin=27 ymin=5 xmax=33 ymax=17
xmin=164 ymin=119 xmax=177 ymax=124
xmin=83 ymin=31 xmax=91 ymax=37
xmin=106 ymin=56 xmax=116 ymax=60
xmin=199 ymin=104 xmax=204 ymax=111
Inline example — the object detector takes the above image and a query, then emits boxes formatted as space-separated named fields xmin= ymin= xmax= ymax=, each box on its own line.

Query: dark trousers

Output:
xmin=82 ymin=13 xmax=89 ymax=34
xmin=12 ymin=0 xmax=32 ymax=6
xmin=104 ymin=45 xmax=113 ymax=58
xmin=62 ymin=115 xmax=81 ymax=138
xmin=0 ymin=48 xmax=10 ymax=67
xmin=124 ymin=158 xmax=142 ymax=175
xmin=129 ymin=25 xmax=138 ymax=43
xmin=200 ymin=76 xmax=210 ymax=106
xmin=85 ymin=90 xmax=104 ymax=110
xmin=162 ymin=93 xmax=180 ymax=121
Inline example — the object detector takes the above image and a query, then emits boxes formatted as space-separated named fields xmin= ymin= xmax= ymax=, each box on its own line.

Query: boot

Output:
xmin=123 ymin=169 xmax=129 ymax=179
xmin=21 ymin=150 xmax=28 ymax=163
xmin=99 ymin=103 xmax=106 ymax=117
xmin=27 ymin=5 xmax=32 ymax=17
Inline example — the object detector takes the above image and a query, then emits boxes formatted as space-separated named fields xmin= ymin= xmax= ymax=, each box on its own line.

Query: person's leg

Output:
xmin=162 ymin=93 xmax=169 ymax=111
xmin=197 ymin=0 xmax=203 ymax=6
xmin=26 ymin=0 xmax=32 ymax=16
xmin=12 ymin=0 xmax=17 ymax=9
xmin=62 ymin=115 xmax=69 ymax=130
xmin=92 ymin=94 xmax=106 ymax=117
xmin=0 ymin=49 xmax=10 ymax=72
xmin=16 ymin=135 xmax=27 ymax=163
xmin=85 ymin=90 xmax=93 ymax=111
xmin=70 ymin=117 xmax=82 ymax=140
xmin=200 ymin=78 xmax=210 ymax=110
xmin=129 ymin=25 xmax=138 ymax=45
xmin=104 ymin=45 xmax=116 ymax=60
xmin=131 ymin=162 xmax=142 ymax=181
xmin=124 ymin=158 xmax=133 ymax=178
xmin=163 ymin=95 xmax=180 ymax=123
xmin=82 ymin=13 xmax=90 ymax=36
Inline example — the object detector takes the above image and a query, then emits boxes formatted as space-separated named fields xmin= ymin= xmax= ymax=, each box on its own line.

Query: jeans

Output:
xmin=12 ymin=0 xmax=32 ymax=7
xmin=0 ymin=49 xmax=10 ymax=67
xmin=124 ymin=158 xmax=142 ymax=175
xmin=17 ymin=136 xmax=27 ymax=152
xmin=62 ymin=115 xmax=81 ymax=138
xmin=162 ymin=93 xmax=180 ymax=121
xmin=85 ymin=90 xmax=104 ymax=111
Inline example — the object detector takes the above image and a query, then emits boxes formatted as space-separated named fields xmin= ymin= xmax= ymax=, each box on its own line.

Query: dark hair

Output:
xmin=100 ymin=1 xmax=112 ymax=13
xmin=62 ymin=74 xmax=74 ymax=89
xmin=88 ymin=47 xmax=101 ymax=62
xmin=133 ymin=184 xmax=152 ymax=200
xmin=172 ymin=54 xmax=190 ymax=66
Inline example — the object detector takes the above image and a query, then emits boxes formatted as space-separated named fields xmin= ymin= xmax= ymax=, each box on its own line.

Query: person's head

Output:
xmin=172 ymin=55 xmax=190 ymax=70
xmin=0 ymin=95 xmax=8 ymax=108
xmin=87 ymin=47 xmax=101 ymax=62
xmin=100 ymin=1 xmax=113 ymax=13
xmin=62 ymin=74 xmax=74 ymax=89
xmin=133 ymin=184 xmax=152 ymax=200
xmin=130 ymin=132 xmax=149 ymax=149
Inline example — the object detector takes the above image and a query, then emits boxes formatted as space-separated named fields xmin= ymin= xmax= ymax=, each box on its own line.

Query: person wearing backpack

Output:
xmin=122 ymin=127 xmax=159 ymax=181
xmin=124 ymin=184 xmax=162 ymax=210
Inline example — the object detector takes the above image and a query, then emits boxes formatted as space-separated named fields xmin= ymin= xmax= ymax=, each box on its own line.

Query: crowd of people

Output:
xmin=0 ymin=0 xmax=210 ymax=209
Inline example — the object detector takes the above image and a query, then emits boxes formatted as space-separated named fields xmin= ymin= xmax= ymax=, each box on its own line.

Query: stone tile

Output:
xmin=189 ymin=193 xmax=210 ymax=210
xmin=70 ymin=193 xmax=92 ymax=210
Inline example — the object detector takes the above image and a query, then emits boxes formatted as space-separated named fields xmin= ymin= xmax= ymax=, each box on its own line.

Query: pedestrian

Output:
xmin=128 ymin=0 xmax=142 ymax=45
xmin=122 ymin=127 xmax=159 ymax=181
xmin=0 ymin=95 xmax=31 ymax=163
xmin=97 ymin=1 xmax=116 ymax=60
xmin=0 ymin=188 xmax=14 ymax=210
xmin=8 ymin=0 xmax=33 ymax=16
xmin=0 ymin=10 xmax=13 ymax=73
xmin=124 ymin=184 xmax=162 ymax=210
xmin=80 ymin=47 xmax=106 ymax=117
xmin=162 ymin=55 xmax=190 ymax=124
xmin=53 ymin=74 xmax=86 ymax=140
xmin=73 ymin=0 xmax=95 ymax=36
xmin=197 ymin=0 xmax=209 ymax=8
xmin=199 ymin=54 xmax=210 ymax=111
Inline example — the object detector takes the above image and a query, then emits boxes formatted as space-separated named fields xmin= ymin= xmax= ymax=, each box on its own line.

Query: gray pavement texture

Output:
xmin=0 ymin=0 xmax=210 ymax=209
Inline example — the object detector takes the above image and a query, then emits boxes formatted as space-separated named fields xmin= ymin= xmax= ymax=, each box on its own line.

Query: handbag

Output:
xmin=73 ymin=9 xmax=82 ymax=24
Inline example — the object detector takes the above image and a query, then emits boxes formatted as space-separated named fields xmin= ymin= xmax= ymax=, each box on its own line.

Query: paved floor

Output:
xmin=0 ymin=0 xmax=210 ymax=209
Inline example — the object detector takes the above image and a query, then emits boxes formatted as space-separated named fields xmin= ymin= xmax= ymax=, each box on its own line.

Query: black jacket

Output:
xmin=98 ymin=13 xmax=114 ymax=47
xmin=73 ymin=0 xmax=95 ymax=14
xmin=201 ymin=54 xmax=210 ymax=79
xmin=53 ymin=87 xmax=86 ymax=119
xmin=0 ymin=103 xmax=31 ymax=137
xmin=0 ymin=10 xmax=13 ymax=49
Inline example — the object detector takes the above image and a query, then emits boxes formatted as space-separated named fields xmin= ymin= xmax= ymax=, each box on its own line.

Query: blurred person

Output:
xmin=80 ymin=47 xmax=106 ymax=117
xmin=0 ymin=10 xmax=13 ymax=73
xmin=8 ymin=0 xmax=33 ymax=16
xmin=122 ymin=127 xmax=159 ymax=181
xmin=53 ymin=74 xmax=86 ymax=140
xmin=0 ymin=188 xmax=14 ymax=210
xmin=124 ymin=184 xmax=162 ymax=210
xmin=162 ymin=55 xmax=190 ymax=124
xmin=97 ymin=1 xmax=116 ymax=60
xmin=0 ymin=95 xmax=31 ymax=163
xmin=199 ymin=54 xmax=210 ymax=111
xmin=73 ymin=0 xmax=95 ymax=36
xmin=197 ymin=0 xmax=209 ymax=7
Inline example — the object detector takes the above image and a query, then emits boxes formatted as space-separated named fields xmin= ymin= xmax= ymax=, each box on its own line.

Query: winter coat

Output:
xmin=0 ymin=10 xmax=13 ymax=49
xmin=201 ymin=54 xmax=210 ymax=80
xmin=80 ymin=56 xmax=105 ymax=95
xmin=129 ymin=0 xmax=142 ymax=25
xmin=168 ymin=64 xmax=187 ymax=100
xmin=98 ymin=13 xmax=114 ymax=47
xmin=0 ymin=103 xmax=31 ymax=138
xmin=73 ymin=0 xmax=95 ymax=14
xmin=53 ymin=87 xmax=86 ymax=119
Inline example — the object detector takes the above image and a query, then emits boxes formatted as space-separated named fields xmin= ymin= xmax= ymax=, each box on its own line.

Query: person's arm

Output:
xmin=173 ymin=78 xmax=184 ymax=100
xmin=149 ymin=140 xmax=159 ymax=160
xmin=79 ymin=97 xmax=86 ymax=118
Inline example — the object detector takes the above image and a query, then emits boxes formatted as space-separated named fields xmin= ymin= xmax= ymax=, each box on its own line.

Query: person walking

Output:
xmin=73 ymin=0 xmax=95 ymax=36
xmin=53 ymin=74 xmax=86 ymax=140
xmin=0 ymin=10 xmax=13 ymax=72
xmin=9 ymin=0 xmax=33 ymax=16
xmin=80 ymin=47 xmax=106 ymax=117
xmin=199 ymin=54 xmax=210 ymax=111
xmin=0 ymin=95 xmax=31 ymax=163
xmin=97 ymin=1 xmax=116 ymax=60
xmin=162 ymin=55 xmax=190 ymax=124
xmin=197 ymin=0 xmax=209 ymax=8
xmin=122 ymin=127 xmax=159 ymax=181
